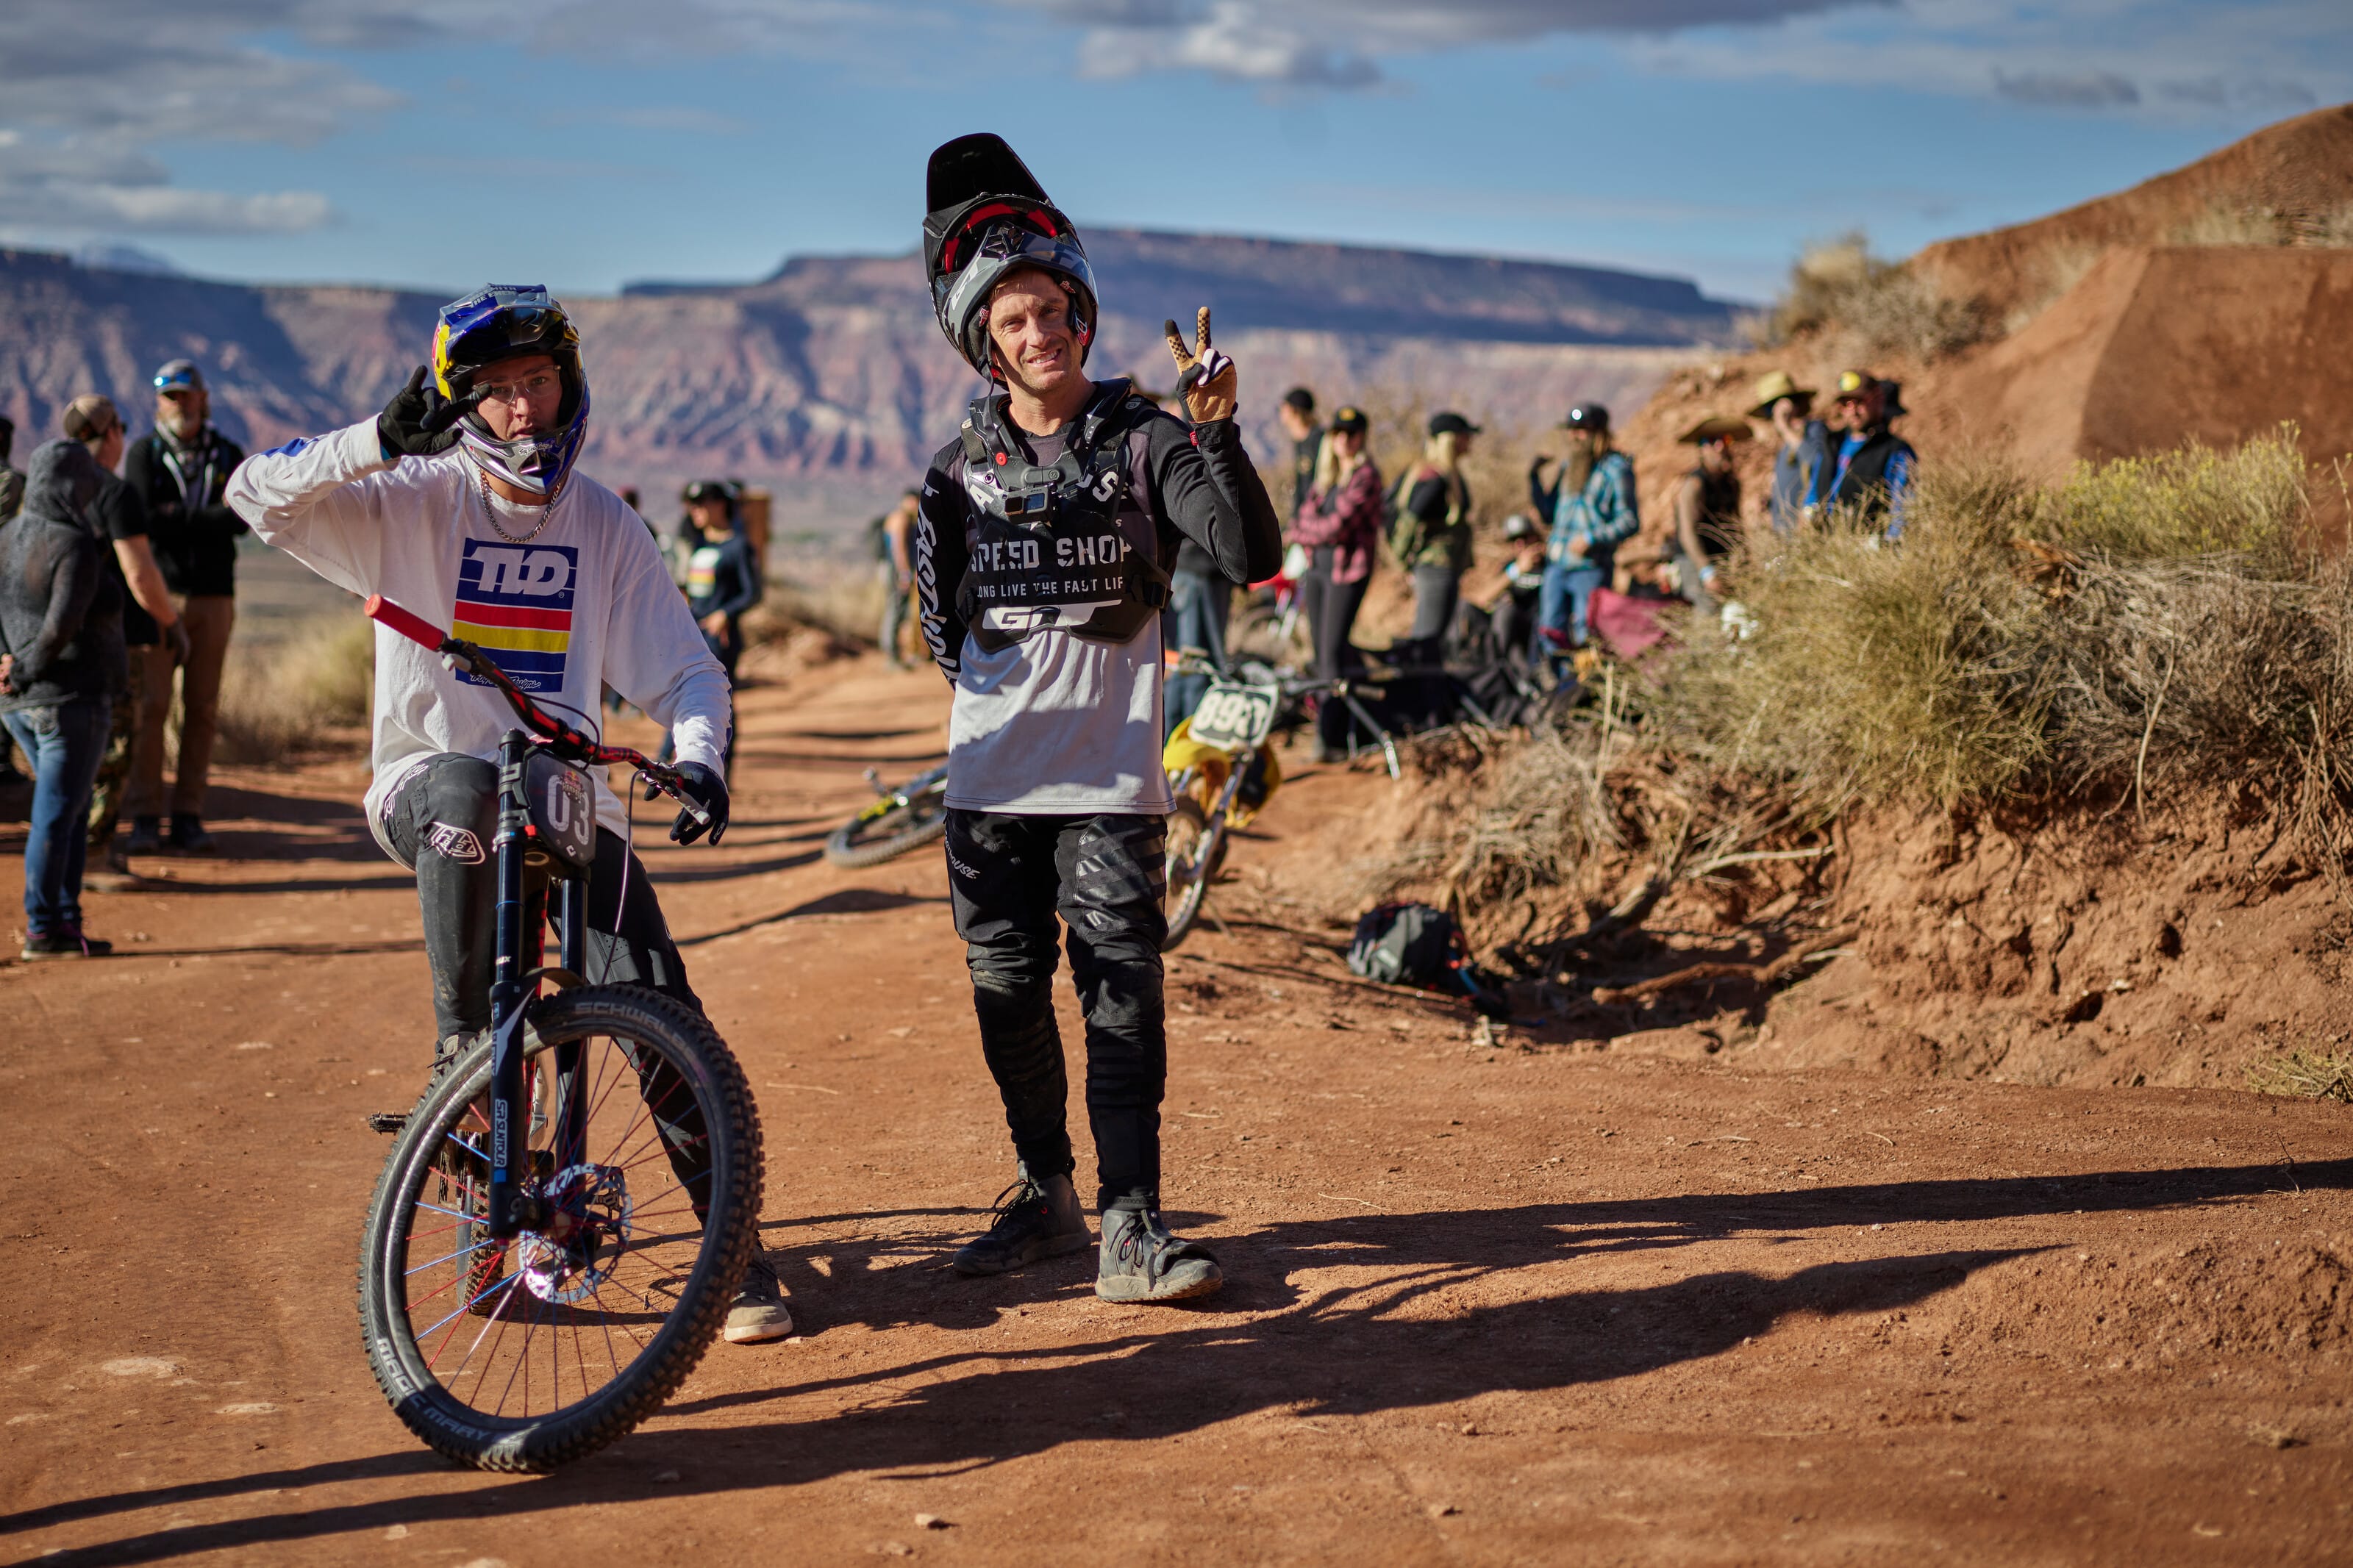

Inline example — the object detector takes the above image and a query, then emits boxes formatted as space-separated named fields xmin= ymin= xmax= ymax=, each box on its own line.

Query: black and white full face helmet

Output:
xmin=923 ymin=133 xmax=1099 ymax=380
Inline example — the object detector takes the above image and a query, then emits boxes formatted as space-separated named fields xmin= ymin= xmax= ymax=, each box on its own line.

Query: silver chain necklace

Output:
xmin=477 ymin=465 xmax=556 ymax=544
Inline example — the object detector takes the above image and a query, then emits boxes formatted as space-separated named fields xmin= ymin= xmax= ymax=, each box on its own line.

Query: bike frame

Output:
xmin=365 ymin=595 xmax=707 ymax=1242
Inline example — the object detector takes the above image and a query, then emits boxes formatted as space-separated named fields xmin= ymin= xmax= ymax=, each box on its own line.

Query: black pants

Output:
xmin=385 ymin=752 xmax=713 ymax=1210
xmin=1298 ymin=549 xmax=1370 ymax=753
xmin=946 ymin=809 xmax=1168 ymax=1212
xmin=385 ymin=753 xmax=700 ymax=1041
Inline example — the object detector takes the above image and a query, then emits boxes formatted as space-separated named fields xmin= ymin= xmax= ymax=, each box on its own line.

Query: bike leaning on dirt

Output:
xmin=824 ymin=760 xmax=949 ymax=867
xmin=355 ymin=595 xmax=763 ymax=1472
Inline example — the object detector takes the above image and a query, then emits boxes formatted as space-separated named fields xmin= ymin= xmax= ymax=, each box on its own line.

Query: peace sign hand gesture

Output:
xmin=1163 ymin=306 xmax=1238 ymax=426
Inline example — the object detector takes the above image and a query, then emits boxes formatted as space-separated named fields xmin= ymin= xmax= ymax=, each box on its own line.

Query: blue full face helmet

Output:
xmin=432 ymin=284 xmax=591 ymax=500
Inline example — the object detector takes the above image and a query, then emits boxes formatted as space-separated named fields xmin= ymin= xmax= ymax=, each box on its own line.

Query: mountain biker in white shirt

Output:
xmin=224 ymin=284 xmax=794 ymax=1346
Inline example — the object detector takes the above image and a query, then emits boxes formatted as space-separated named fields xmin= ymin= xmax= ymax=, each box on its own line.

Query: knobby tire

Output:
xmin=357 ymin=986 xmax=762 ymax=1472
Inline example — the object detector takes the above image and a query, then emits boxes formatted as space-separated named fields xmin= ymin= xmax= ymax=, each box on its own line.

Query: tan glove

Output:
xmin=1163 ymin=307 xmax=1237 ymax=426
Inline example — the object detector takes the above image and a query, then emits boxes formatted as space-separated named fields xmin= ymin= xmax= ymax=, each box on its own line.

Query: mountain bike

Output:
xmin=355 ymin=595 xmax=763 ymax=1472
xmin=824 ymin=762 xmax=949 ymax=868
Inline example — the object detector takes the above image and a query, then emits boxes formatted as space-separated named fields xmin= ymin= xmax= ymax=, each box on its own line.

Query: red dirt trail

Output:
xmin=4 ymin=653 xmax=2351 ymax=1566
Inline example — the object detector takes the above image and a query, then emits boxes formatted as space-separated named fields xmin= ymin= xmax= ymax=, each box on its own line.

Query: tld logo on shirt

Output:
xmin=452 ymin=540 xmax=578 ymax=693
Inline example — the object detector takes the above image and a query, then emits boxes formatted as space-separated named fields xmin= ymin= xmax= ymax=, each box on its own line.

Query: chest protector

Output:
xmin=955 ymin=379 xmax=1170 ymax=654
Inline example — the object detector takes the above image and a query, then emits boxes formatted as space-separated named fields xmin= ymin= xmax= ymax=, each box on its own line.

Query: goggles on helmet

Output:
xmin=432 ymin=284 xmax=591 ymax=501
xmin=933 ymin=223 xmax=1099 ymax=380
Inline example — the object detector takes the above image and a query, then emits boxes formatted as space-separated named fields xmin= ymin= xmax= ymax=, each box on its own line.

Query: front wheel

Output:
xmin=358 ymin=986 xmax=763 ymax=1472
xmin=824 ymin=776 xmax=949 ymax=868
xmin=1162 ymin=798 xmax=1222 ymax=952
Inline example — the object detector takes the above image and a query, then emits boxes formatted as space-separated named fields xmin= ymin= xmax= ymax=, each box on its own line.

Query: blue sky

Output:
xmin=4 ymin=1 xmax=2346 ymax=304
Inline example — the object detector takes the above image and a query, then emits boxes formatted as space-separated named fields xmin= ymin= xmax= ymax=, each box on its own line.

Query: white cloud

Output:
xmin=1007 ymin=0 xmax=2350 ymax=112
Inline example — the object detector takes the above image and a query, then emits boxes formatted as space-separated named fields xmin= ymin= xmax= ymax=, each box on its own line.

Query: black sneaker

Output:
xmin=124 ymin=816 xmax=163 ymax=854
xmin=21 ymin=930 xmax=114 ymax=961
xmin=951 ymin=1170 xmax=1090 ymax=1277
xmin=168 ymin=815 xmax=218 ymax=854
xmin=365 ymin=1031 xmax=484 ymax=1133
xmin=725 ymin=1256 xmax=796 ymax=1344
xmin=1096 ymin=1207 xmax=1223 ymax=1303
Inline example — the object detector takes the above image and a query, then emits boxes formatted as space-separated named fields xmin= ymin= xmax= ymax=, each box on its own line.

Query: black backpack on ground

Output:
xmin=1346 ymin=902 xmax=1510 ymax=1018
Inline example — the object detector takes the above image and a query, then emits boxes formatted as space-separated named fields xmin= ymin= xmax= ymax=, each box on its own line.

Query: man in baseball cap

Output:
xmin=1811 ymin=370 xmax=1915 ymax=538
xmin=1527 ymin=401 xmax=1638 ymax=655
xmin=120 ymin=358 xmax=248 ymax=853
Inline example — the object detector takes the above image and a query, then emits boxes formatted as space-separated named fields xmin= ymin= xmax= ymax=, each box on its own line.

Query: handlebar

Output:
xmin=364 ymin=595 xmax=711 ymax=828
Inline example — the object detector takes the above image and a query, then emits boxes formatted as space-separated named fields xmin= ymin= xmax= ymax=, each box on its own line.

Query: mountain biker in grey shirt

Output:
xmin=913 ymin=134 xmax=1281 ymax=1306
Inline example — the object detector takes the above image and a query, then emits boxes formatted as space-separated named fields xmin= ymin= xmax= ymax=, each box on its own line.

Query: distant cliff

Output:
xmin=0 ymin=233 xmax=1739 ymax=525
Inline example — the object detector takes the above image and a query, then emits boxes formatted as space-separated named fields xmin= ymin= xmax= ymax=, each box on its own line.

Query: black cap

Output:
xmin=682 ymin=480 xmax=733 ymax=505
xmin=1562 ymin=403 xmax=1610 ymax=432
xmin=1329 ymin=405 xmax=1368 ymax=435
xmin=1428 ymin=411 xmax=1480 ymax=439
xmin=1282 ymin=386 xmax=1315 ymax=415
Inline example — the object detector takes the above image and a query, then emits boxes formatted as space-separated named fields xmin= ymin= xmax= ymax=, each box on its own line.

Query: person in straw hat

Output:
xmin=1668 ymin=415 xmax=1752 ymax=615
xmin=1746 ymin=369 xmax=1827 ymax=535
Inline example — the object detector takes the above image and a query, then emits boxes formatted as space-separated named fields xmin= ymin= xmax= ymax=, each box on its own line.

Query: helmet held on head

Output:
xmin=923 ymin=133 xmax=1098 ymax=380
xmin=432 ymin=284 xmax=590 ymax=501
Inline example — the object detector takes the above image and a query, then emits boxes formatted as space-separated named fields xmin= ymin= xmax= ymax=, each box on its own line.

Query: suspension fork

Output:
xmin=554 ymin=880 xmax=589 ymax=1170
xmin=486 ymin=730 xmax=538 ymax=1239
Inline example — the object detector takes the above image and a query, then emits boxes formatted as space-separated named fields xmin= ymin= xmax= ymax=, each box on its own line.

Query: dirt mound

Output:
xmin=1917 ymin=102 xmax=2353 ymax=327
xmin=1911 ymin=1235 xmax=2353 ymax=1365
xmin=1615 ymin=107 xmax=2353 ymax=548
xmin=1615 ymin=243 xmax=2353 ymax=556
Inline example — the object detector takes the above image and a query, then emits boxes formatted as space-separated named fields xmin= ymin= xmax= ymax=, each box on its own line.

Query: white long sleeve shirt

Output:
xmin=226 ymin=420 xmax=730 ymax=859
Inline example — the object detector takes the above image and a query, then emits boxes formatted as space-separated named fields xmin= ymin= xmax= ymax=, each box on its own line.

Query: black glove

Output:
xmin=161 ymin=619 xmax=193 ymax=665
xmin=663 ymin=760 xmax=729 ymax=847
xmin=377 ymin=365 xmax=479 ymax=459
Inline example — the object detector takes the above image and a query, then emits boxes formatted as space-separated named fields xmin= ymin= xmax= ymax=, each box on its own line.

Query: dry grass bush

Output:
xmin=2246 ymin=1048 xmax=2353 ymax=1103
xmin=1373 ymin=430 xmax=2353 ymax=949
xmin=1765 ymin=233 xmax=1988 ymax=362
xmin=1663 ymin=432 xmax=2346 ymax=833
xmin=213 ymin=612 xmax=374 ymax=765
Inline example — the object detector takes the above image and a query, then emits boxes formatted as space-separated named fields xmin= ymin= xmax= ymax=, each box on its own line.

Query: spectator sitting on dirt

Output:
xmin=61 ymin=394 xmax=188 ymax=878
xmin=1529 ymin=402 xmax=1638 ymax=655
xmin=1810 ymin=370 xmax=1915 ymax=539
xmin=0 ymin=413 xmax=21 ymax=522
xmin=1749 ymin=370 xmax=1827 ymax=535
xmin=1610 ymin=540 xmax=1678 ymax=601
xmin=1293 ymin=404 xmax=1383 ymax=762
xmin=120 ymin=359 xmax=247 ymax=855
xmin=1668 ymin=415 xmax=1752 ymax=615
xmin=1391 ymin=411 xmax=1479 ymax=647
xmin=1468 ymin=512 xmax=1545 ymax=664
xmin=1277 ymin=386 xmax=1321 ymax=524
xmin=877 ymin=487 xmax=919 ymax=670
xmin=0 ymin=440 xmax=127 ymax=959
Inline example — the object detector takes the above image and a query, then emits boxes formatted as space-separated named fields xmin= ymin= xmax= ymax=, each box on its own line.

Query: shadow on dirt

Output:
xmin=676 ymin=887 xmax=946 ymax=947
xmin=16 ymin=1156 xmax=2343 ymax=1564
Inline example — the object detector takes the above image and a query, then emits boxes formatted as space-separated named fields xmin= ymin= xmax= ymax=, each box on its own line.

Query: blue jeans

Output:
xmin=5 ymin=696 xmax=113 ymax=937
xmin=1538 ymin=562 xmax=1607 ymax=653
xmin=1161 ymin=568 xmax=1232 ymax=738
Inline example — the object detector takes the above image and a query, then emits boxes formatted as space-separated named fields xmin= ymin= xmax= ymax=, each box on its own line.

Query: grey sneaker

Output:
xmin=725 ymin=1256 xmax=795 ymax=1344
xmin=952 ymin=1170 xmax=1090 ymax=1277
xmin=1096 ymin=1207 xmax=1223 ymax=1303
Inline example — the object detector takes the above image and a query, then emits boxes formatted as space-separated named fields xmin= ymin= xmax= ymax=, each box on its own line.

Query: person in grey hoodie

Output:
xmin=0 ymin=440 xmax=127 ymax=958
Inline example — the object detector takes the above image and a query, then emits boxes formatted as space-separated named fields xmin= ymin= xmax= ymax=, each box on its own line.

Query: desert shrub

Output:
xmin=2246 ymin=1048 xmax=2353 ymax=1103
xmin=2171 ymin=205 xmax=2295 ymax=247
xmin=1765 ymin=233 xmax=1988 ymax=362
xmin=1658 ymin=433 xmax=2336 ymax=818
xmin=1654 ymin=454 xmax=2051 ymax=809
xmin=213 ymin=611 xmax=375 ymax=764
xmin=2040 ymin=432 xmax=2310 ymax=568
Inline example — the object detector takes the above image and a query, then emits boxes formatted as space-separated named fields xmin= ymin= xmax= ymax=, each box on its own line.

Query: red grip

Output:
xmin=366 ymin=595 xmax=447 ymax=651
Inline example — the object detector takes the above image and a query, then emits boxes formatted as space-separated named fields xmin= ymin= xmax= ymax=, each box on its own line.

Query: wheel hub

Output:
xmin=515 ymin=1162 xmax=632 ymax=1303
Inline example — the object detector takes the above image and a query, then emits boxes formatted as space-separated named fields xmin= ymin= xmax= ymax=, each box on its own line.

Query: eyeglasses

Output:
xmin=474 ymin=368 xmax=560 ymax=407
